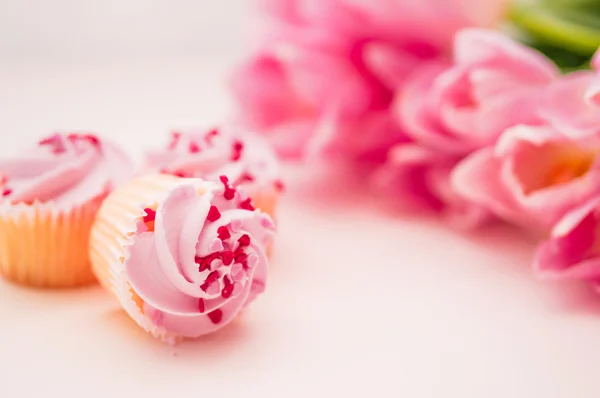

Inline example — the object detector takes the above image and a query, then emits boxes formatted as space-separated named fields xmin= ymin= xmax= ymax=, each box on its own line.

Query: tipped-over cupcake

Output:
xmin=0 ymin=133 xmax=132 ymax=287
xmin=89 ymin=174 xmax=275 ymax=343
xmin=145 ymin=126 xmax=282 ymax=217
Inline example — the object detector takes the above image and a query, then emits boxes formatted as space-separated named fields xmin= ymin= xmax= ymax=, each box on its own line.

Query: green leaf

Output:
xmin=509 ymin=0 xmax=600 ymax=71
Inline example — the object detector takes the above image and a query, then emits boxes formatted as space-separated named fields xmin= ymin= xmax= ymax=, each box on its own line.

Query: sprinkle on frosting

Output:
xmin=1 ymin=175 xmax=11 ymax=198
xmin=143 ymin=208 xmax=157 ymax=232
xmin=169 ymin=132 xmax=181 ymax=150
xmin=207 ymin=309 xmax=223 ymax=324
xmin=205 ymin=128 xmax=219 ymax=144
xmin=39 ymin=134 xmax=67 ymax=154
xmin=189 ymin=142 xmax=201 ymax=154
xmin=209 ymin=238 xmax=224 ymax=252
xmin=231 ymin=140 xmax=244 ymax=162
xmin=240 ymin=198 xmax=255 ymax=211
xmin=64 ymin=133 xmax=102 ymax=151
xmin=40 ymin=133 xmax=102 ymax=154
xmin=143 ymin=208 xmax=156 ymax=223
xmin=260 ymin=214 xmax=275 ymax=229
xmin=236 ymin=172 xmax=255 ymax=185
xmin=200 ymin=270 xmax=220 ymax=292
xmin=168 ymin=170 xmax=190 ymax=178
xmin=235 ymin=252 xmax=248 ymax=267
xmin=82 ymin=134 xmax=101 ymax=149
xmin=219 ymin=175 xmax=236 ymax=200
xmin=221 ymin=283 xmax=234 ymax=298
xmin=221 ymin=251 xmax=234 ymax=266
xmin=207 ymin=205 xmax=221 ymax=222
xmin=238 ymin=234 xmax=251 ymax=247
xmin=274 ymin=179 xmax=285 ymax=193
xmin=39 ymin=135 xmax=59 ymax=146
xmin=217 ymin=225 xmax=231 ymax=240
xmin=196 ymin=252 xmax=219 ymax=272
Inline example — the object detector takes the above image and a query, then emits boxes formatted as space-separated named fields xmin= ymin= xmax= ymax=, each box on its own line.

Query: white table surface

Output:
xmin=0 ymin=59 xmax=599 ymax=398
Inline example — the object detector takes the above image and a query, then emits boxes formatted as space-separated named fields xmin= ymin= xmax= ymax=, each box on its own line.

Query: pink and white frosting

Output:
xmin=146 ymin=127 xmax=283 ymax=196
xmin=125 ymin=177 xmax=275 ymax=338
xmin=0 ymin=133 xmax=132 ymax=209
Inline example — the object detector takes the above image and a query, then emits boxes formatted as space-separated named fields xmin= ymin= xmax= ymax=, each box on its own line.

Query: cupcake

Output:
xmin=145 ymin=127 xmax=283 ymax=218
xmin=89 ymin=174 xmax=275 ymax=343
xmin=0 ymin=133 xmax=132 ymax=287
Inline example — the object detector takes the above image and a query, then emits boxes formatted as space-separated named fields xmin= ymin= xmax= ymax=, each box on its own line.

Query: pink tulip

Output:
xmin=376 ymin=143 xmax=489 ymax=229
xmin=540 ymin=49 xmax=600 ymax=139
xmin=397 ymin=28 xmax=558 ymax=156
xmin=452 ymin=124 xmax=600 ymax=230
xmin=231 ymin=52 xmax=402 ymax=160
xmin=378 ymin=29 xmax=555 ymax=227
xmin=534 ymin=197 xmax=600 ymax=281
xmin=232 ymin=0 xmax=508 ymax=162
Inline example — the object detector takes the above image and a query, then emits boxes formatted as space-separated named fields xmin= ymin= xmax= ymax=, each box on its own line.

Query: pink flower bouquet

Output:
xmin=233 ymin=0 xmax=600 ymax=301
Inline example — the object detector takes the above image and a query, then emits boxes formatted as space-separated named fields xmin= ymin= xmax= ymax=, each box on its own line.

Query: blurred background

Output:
xmin=0 ymin=0 xmax=250 ymax=63
xmin=0 ymin=0 xmax=255 ymax=159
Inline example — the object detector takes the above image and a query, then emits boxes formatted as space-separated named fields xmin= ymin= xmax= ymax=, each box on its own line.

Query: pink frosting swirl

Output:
xmin=124 ymin=178 xmax=275 ymax=338
xmin=146 ymin=127 xmax=283 ymax=195
xmin=0 ymin=133 xmax=132 ymax=208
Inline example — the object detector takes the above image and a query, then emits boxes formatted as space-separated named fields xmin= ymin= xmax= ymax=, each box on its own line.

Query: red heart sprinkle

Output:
xmin=238 ymin=234 xmax=251 ymax=247
xmin=239 ymin=198 xmax=255 ymax=211
xmin=231 ymin=140 xmax=244 ymax=161
xmin=235 ymin=252 xmax=248 ymax=264
xmin=217 ymin=226 xmax=231 ymax=240
xmin=221 ymin=284 xmax=234 ymax=298
xmin=274 ymin=180 xmax=285 ymax=192
xmin=84 ymin=134 xmax=101 ymax=148
xmin=169 ymin=132 xmax=181 ymax=150
xmin=189 ymin=142 xmax=200 ymax=153
xmin=206 ymin=206 xmax=221 ymax=222
xmin=207 ymin=309 xmax=223 ymax=324
xmin=205 ymin=270 xmax=219 ymax=285
xmin=205 ymin=128 xmax=219 ymax=144
xmin=221 ymin=251 xmax=234 ymax=266
xmin=143 ymin=208 xmax=156 ymax=223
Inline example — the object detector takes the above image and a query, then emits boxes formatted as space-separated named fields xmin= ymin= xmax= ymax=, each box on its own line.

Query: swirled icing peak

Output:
xmin=125 ymin=177 xmax=275 ymax=338
xmin=0 ymin=133 xmax=132 ymax=208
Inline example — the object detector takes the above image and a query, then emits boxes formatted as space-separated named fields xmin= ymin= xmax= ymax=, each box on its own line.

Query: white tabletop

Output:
xmin=0 ymin=59 xmax=598 ymax=398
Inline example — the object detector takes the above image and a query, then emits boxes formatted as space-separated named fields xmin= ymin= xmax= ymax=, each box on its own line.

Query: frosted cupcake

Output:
xmin=146 ymin=127 xmax=282 ymax=218
xmin=0 ymin=133 xmax=132 ymax=288
xmin=89 ymin=174 xmax=275 ymax=343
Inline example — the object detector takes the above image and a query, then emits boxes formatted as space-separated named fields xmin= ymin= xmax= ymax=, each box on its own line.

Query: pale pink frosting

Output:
xmin=0 ymin=133 xmax=132 ymax=209
xmin=146 ymin=127 xmax=282 ymax=197
xmin=124 ymin=178 xmax=275 ymax=338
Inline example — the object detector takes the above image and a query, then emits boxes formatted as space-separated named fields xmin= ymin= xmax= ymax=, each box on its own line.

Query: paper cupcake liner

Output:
xmin=247 ymin=187 xmax=278 ymax=258
xmin=0 ymin=193 xmax=107 ymax=288
xmin=90 ymin=174 xmax=189 ymax=343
